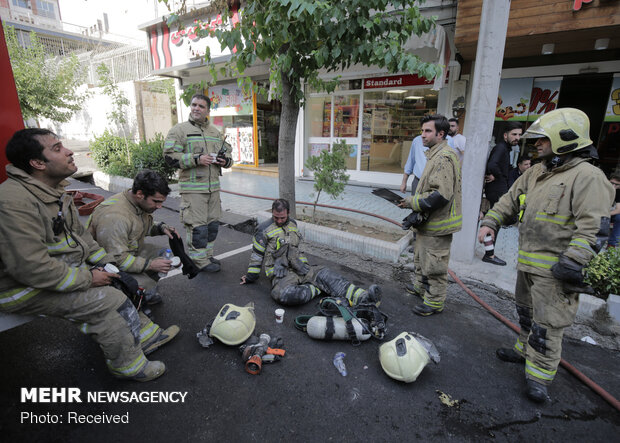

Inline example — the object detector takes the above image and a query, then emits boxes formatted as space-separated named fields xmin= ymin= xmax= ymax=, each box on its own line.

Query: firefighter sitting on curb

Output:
xmin=240 ymin=199 xmax=382 ymax=306
xmin=477 ymin=108 xmax=614 ymax=403
xmin=0 ymin=129 xmax=178 ymax=382
xmin=87 ymin=170 xmax=178 ymax=305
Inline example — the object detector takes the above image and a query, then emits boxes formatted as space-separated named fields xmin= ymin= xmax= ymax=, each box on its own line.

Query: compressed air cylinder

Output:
xmin=306 ymin=316 xmax=371 ymax=341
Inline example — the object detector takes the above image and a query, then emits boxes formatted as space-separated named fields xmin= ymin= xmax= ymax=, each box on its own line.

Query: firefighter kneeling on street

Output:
xmin=477 ymin=108 xmax=615 ymax=403
xmin=240 ymin=199 xmax=381 ymax=307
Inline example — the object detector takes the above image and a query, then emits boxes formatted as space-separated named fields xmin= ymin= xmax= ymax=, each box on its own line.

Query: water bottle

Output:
xmin=158 ymin=249 xmax=173 ymax=278
xmin=333 ymin=352 xmax=347 ymax=376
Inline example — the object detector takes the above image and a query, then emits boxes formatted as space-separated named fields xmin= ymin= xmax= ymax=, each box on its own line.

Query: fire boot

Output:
xmin=525 ymin=379 xmax=549 ymax=403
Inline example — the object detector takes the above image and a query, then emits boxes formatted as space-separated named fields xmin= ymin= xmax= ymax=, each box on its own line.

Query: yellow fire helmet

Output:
xmin=379 ymin=332 xmax=433 ymax=383
xmin=209 ymin=302 xmax=256 ymax=346
xmin=522 ymin=108 xmax=592 ymax=155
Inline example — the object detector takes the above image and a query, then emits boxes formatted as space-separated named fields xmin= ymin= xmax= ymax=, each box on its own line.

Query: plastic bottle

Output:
xmin=333 ymin=352 xmax=347 ymax=376
xmin=307 ymin=316 xmax=371 ymax=341
xmin=158 ymin=249 xmax=173 ymax=278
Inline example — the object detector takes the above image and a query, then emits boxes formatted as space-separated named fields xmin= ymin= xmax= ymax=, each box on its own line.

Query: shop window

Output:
xmin=333 ymin=95 xmax=359 ymax=138
xmin=307 ymin=96 xmax=331 ymax=138
xmin=362 ymin=89 xmax=437 ymax=173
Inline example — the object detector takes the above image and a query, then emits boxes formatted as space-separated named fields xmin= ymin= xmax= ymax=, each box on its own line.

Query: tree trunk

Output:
xmin=278 ymin=72 xmax=300 ymax=218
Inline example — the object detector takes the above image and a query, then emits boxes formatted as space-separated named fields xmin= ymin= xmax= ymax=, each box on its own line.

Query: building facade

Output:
xmin=455 ymin=0 xmax=620 ymax=175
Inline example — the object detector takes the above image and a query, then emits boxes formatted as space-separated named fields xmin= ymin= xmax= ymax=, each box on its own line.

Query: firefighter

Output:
xmin=87 ymin=170 xmax=178 ymax=305
xmin=477 ymin=108 xmax=614 ymax=403
xmin=239 ymin=199 xmax=381 ymax=307
xmin=164 ymin=94 xmax=233 ymax=273
xmin=0 ymin=129 xmax=178 ymax=382
xmin=399 ymin=114 xmax=462 ymax=317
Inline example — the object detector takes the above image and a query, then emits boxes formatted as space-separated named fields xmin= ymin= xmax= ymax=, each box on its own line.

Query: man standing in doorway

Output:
xmin=164 ymin=94 xmax=233 ymax=273
xmin=448 ymin=118 xmax=466 ymax=164
xmin=482 ymin=121 xmax=523 ymax=266
xmin=399 ymin=115 xmax=462 ymax=316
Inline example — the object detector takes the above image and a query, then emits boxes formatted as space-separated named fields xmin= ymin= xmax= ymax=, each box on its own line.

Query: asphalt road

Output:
xmin=1 ymin=185 xmax=618 ymax=441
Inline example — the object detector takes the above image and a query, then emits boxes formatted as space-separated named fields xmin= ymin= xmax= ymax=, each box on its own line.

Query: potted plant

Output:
xmin=584 ymin=247 xmax=620 ymax=299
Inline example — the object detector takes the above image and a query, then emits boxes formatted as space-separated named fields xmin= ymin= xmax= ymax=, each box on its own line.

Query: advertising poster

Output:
xmin=604 ymin=76 xmax=620 ymax=122
xmin=528 ymin=78 xmax=562 ymax=121
xmin=209 ymin=84 xmax=253 ymax=116
xmin=495 ymin=78 xmax=533 ymax=121
xmin=225 ymin=126 xmax=255 ymax=164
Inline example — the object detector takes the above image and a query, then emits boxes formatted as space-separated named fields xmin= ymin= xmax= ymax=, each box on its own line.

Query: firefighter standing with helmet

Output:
xmin=477 ymin=108 xmax=615 ymax=403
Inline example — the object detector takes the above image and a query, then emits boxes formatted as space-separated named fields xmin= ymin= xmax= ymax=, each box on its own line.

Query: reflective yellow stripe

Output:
xmin=55 ymin=267 xmax=78 ymax=291
xmin=252 ymin=238 xmax=265 ymax=252
xmin=518 ymin=194 xmax=526 ymax=222
xmin=514 ymin=339 xmax=524 ymax=354
xmin=422 ymin=296 xmax=444 ymax=309
xmin=525 ymin=360 xmax=556 ymax=381
xmin=45 ymin=236 xmax=76 ymax=252
xmin=534 ymin=212 xmax=575 ymax=225
xmin=107 ymin=354 xmax=148 ymax=376
xmin=486 ymin=209 xmax=503 ymax=225
xmin=0 ymin=287 xmax=41 ymax=307
xmin=265 ymin=266 xmax=274 ymax=277
xmin=518 ymin=250 xmax=559 ymax=269
xmin=139 ymin=321 xmax=160 ymax=344
xmin=88 ymin=247 xmax=106 ymax=264
xmin=247 ymin=267 xmax=261 ymax=274
xmin=118 ymin=254 xmax=137 ymax=271
xmin=570 ymin=238 xmax=594 ymax=254
xmin=425 ymin=215 xmax=462 ymax=231
xmin=266 ymin=227 xmax=284 ymax=238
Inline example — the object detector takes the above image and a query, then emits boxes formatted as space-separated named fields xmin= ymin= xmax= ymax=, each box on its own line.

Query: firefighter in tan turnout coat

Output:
xmin=0 ymin=129 xmax=178 ymax=382
xmin=478 ymin=108 xmax=615 ymax=403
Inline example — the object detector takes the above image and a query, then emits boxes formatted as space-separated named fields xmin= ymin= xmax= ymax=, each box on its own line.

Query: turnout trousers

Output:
xmin=413 ymin=233 xmax=453 ymax=311
xmin=512 ymin=271 xmax=579 ymax=386
xmin=180 ymin=192 xmax=222 ymax=268
xmin=4 ymin=286 xmax=162 ymax=377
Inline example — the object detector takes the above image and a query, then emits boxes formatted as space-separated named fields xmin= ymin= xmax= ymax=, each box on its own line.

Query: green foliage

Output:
xmin=304 ymin=140 xmax=352 ymax=221
xmin=4 ymin=25 xmax=88 ymax=123
xmin=585 ymin=247 xmax=620 ymax=298
xmin=90 ymin=131 xmax=176 ymax=181
xmin=96 ymin=64 xmax=130 ymax=131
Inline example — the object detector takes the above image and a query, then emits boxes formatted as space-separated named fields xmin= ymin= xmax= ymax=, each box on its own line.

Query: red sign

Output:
xmin=363 ymin=74 xmax=432 ymax=89
xmin=573 ymin=0 xmax=593 ymax=10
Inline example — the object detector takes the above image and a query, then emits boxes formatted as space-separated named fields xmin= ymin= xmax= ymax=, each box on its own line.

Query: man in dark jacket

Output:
xmin=482 ymin=122 xmax=522 ymax=265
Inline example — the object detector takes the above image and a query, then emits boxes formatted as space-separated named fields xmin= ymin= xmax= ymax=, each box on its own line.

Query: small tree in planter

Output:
xmin=304 ymin=140 xmax=352 ymax=223
xmin=584 ymin=247 xmax=620 ymax=299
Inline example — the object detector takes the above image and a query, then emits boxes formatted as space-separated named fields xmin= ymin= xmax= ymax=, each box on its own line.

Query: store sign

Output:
xmin=147 ymin=7 xmax=239 ymax=71
xmin=363 ymin=74 xmax=432 ymax=90
xmin=208 ymin=83 xmax=253 ymax=116
xmin=573 ymin=0 xmax=593 ymax=10
xmin=604 ymin=76 xmax=620 ymax=122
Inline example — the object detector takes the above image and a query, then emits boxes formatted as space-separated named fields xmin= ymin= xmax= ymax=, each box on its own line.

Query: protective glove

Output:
xmin=273 ymin=256 xmax=288 ymax=278
xmin=551 ymin=253 xmax=593 ymax=294
xmin=290 ymin=258 xmax=310 ymax=276
xmin=401 ymin=211 xmax=428 ymax=230
xmin=551 ymin=253 xmax=585 ymax=284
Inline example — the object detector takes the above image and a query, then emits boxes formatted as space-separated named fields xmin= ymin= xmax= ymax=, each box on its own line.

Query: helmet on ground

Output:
xmin=522 ymin=108 xmax=592 ymax=155
xmin=209 ymin=303 xmax=256 ymax=345
xmin=379 ymin=331 xmax=430 ymax=383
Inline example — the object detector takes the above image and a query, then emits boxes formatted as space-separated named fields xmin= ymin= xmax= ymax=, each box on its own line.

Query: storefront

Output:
xmin=138 ymin=5 xmax=279 ymax=168
xmin=140 ymin=3 xmax=458 ymax=184
xmin=304 ymin=74 xmax=442 ymax=183
xmin=455 ymin=0 xmax=620 ymax=175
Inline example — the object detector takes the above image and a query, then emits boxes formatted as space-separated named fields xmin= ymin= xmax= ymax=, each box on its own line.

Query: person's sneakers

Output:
xmin=209 ymin=257 xmax=221 ymax=265
xmin=496 ymin=347 xmax=525 ymax=363
xmin=482 ymin=255 xmax=507 ymax=266
xmin=142 ymin=325 xmax=180 ymax=356
xmin=201 ymin=261 xmax=221 ymax=273
xmin=405 ymin=283 xmax=421 ymax=298
xmin=116 ymin=360 xmax=166 ymax=382
xmin=143 ymin=288 xmax=163 ymax=306
xmin=412 ymin=303 xmax=443 ymax=317
xmin=525 ymin=379 xmax=549 ymax=403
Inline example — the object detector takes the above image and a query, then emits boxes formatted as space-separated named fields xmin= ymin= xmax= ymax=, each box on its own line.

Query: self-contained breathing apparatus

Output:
xmin=295 ymin=297 xmax=388 ymax=346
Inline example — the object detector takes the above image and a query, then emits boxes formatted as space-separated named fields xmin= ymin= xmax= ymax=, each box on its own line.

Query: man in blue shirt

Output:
xmin=400 ymin=135 xmax=454 ymax=194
